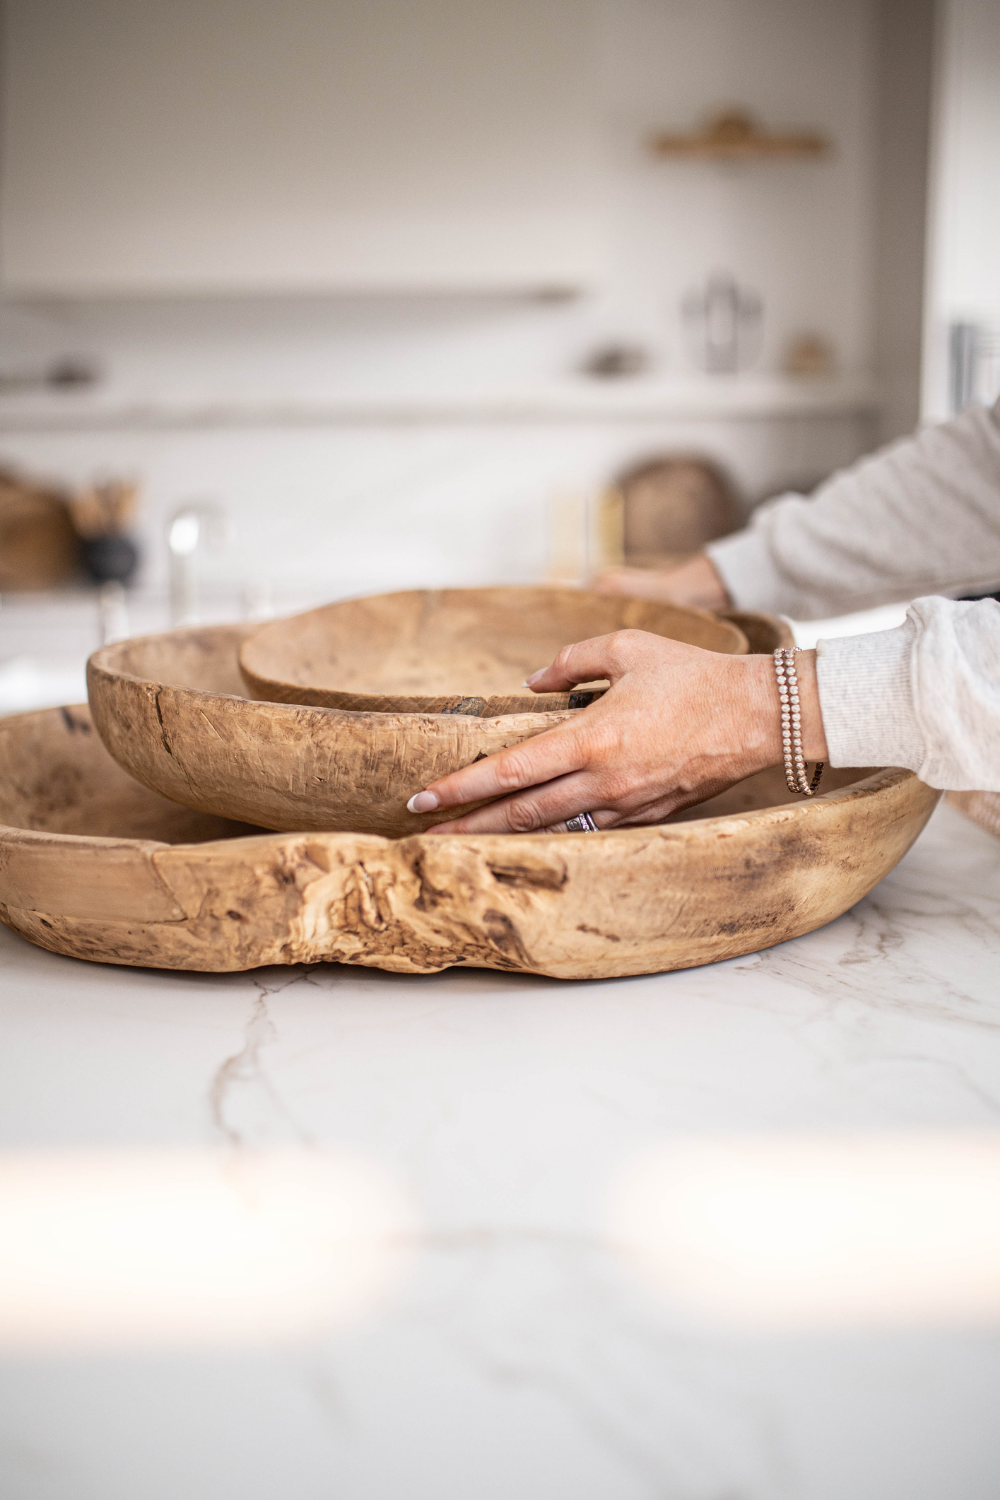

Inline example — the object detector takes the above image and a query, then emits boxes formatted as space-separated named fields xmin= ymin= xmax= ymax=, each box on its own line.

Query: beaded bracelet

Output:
xmin=773 ymin=647 xmax=824 ymax=796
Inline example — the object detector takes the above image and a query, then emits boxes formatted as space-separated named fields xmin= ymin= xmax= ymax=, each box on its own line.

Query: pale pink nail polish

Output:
xmin=406 ymin=791 xmax=440 ymax=814
xmin=525 ymin=669 xmax=545 ymax=687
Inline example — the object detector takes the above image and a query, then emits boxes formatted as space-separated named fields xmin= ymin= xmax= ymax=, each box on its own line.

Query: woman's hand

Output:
xmin=591 ymin=553 xmax=732 ymax=611
xmin=407 ymin=630 xmax=829 ymax=836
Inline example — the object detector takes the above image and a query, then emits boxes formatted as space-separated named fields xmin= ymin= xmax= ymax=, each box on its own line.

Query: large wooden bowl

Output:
xmin=238 ymin=587 xmax=748 ymax=714
xmin=0 ymin=704 xmax=939 ymax=978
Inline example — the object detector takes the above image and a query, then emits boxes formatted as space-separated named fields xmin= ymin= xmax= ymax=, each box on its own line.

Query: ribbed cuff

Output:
xmin=815 ymin=621 xmax=925 ymax=770
xmin=706 ymin=530 xmax=788 ymax=613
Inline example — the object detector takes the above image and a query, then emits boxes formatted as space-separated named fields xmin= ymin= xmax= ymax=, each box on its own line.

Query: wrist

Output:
xmin=791 ymin=649 xmax=830 ymax=761
xmin=740 ymin=649 xmax=829 ymax=770
xmin=742 ymin=653 xmax=784 ymax=767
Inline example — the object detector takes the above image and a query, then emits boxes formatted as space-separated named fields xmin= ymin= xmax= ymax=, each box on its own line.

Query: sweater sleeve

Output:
xmin=706 ymin=398 xmax=1000 ymax=620
xmin=815 ymin=595 xmax=1000 ymax=790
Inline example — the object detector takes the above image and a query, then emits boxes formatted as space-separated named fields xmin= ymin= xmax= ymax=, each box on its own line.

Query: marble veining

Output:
xmin=209 ymin=974 xmax=319 ymax=1149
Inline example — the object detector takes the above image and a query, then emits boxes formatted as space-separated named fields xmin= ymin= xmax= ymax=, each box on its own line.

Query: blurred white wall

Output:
xmin=0 ymin=0 xmax=903 ymax=604
xmin=871 ymin=0 xmax=936 ymax=441
xmin=922 ymin=0 xmax=1000 ymax=419
xmin=1 ymin=0 xmax=603 ymax=296
xmin=2 ymin=0 xmax=883 ymax=383
xmin=596 ymin=0 xmax=879 ymax=382
xmin=0 ymin=409 xmax=876 ymax=610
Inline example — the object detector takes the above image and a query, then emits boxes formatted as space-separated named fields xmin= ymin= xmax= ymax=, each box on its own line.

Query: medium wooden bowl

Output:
xmin=88 ymin=623 xmax=592 ymax=837
xmin=87 ymin=614 xmax=789 ymax=840
xmin=0 ymin=704 xmax=939 ymax=978
xmin=238 ymin=586 xmax=749 ymax=714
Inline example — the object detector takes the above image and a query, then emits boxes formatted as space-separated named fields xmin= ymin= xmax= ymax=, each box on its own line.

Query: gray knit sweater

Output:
xmin=707 ymin=398 xmax=1000 ymax=790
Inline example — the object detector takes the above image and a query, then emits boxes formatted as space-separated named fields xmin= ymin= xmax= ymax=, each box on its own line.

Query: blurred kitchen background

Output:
xmin=1 ymin=0 xmax=999 ymax=710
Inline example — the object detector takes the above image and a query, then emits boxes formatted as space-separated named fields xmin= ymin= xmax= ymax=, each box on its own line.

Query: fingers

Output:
xmin=427 ymin=780 xmax=695 ymax=835
xmin=407 ymin=723 xmax=585 ymax=816
xmin=536 ymin=810 xmax=619 ymax=833
xmin=525 ymin=631 xmax=638 ymax=694
xmin=424 ymin=770 xmax=606 ymax=835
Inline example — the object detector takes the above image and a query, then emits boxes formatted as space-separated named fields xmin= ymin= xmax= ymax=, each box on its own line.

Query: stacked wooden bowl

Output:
xmin=0 ymin=587 xmax=939 ymax=978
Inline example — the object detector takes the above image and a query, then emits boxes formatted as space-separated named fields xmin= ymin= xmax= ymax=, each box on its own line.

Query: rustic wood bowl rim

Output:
xmin=236 ymin=585 xmax=749 ymax=715
xmin=89 ymin=632 xmax=593 ymax=730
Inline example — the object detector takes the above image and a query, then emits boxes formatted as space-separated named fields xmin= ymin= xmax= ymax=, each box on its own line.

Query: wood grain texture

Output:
xmin=0 ymin=704 xmax=939 ymax=978
xmin=88 ymin=623 xmax=585 ymax=837
xmin=237 ymin=586 xmax=748 ymax=714
xmin=719 ymin=610 xmax=795 ymax=654
xmin=87 ymin=612 xmax=792 ymax=840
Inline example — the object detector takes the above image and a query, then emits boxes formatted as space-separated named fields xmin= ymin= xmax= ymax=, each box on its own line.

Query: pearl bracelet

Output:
xmin=773 ymin=647 xmax=825 ymax=796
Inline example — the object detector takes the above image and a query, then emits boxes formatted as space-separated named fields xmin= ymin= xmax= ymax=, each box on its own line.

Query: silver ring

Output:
xmin=565 ymin=812 xmax=599 ymax=833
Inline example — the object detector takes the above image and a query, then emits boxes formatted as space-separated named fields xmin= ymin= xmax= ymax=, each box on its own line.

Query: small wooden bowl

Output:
xmin=1 ymin=704 xmax=939 ymax=978
xmin=238 ymin=586 xmax=748 ymax=714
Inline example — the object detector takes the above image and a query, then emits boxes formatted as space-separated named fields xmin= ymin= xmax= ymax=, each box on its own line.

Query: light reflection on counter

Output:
xmin=0 ymin=1147 xmax=413 ymax=1351
xmin=610 ymin=1132 xmax=1000 ymax=1330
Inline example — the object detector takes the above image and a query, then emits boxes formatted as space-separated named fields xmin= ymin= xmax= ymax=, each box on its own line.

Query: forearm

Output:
xmin=816 ymin=596 xmax=1000 ymax=790
xmin=707 ymin=400 xmax=1000 ymax=620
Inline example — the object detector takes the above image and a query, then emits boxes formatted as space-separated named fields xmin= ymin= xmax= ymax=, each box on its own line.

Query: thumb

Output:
xmin=525 ymin=632 xmax=632 ymax=693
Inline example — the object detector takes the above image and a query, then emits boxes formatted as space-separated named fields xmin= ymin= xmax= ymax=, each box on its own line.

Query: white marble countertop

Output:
xmin=2 ymin=798 xmax=1000 ymax=1499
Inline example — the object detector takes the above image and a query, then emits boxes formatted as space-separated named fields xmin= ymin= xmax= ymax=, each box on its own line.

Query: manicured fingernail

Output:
xmin=525 ymin=669 xmax=545 ymax=687
xmin=407 ymin=791 xmax=440 ymax=814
